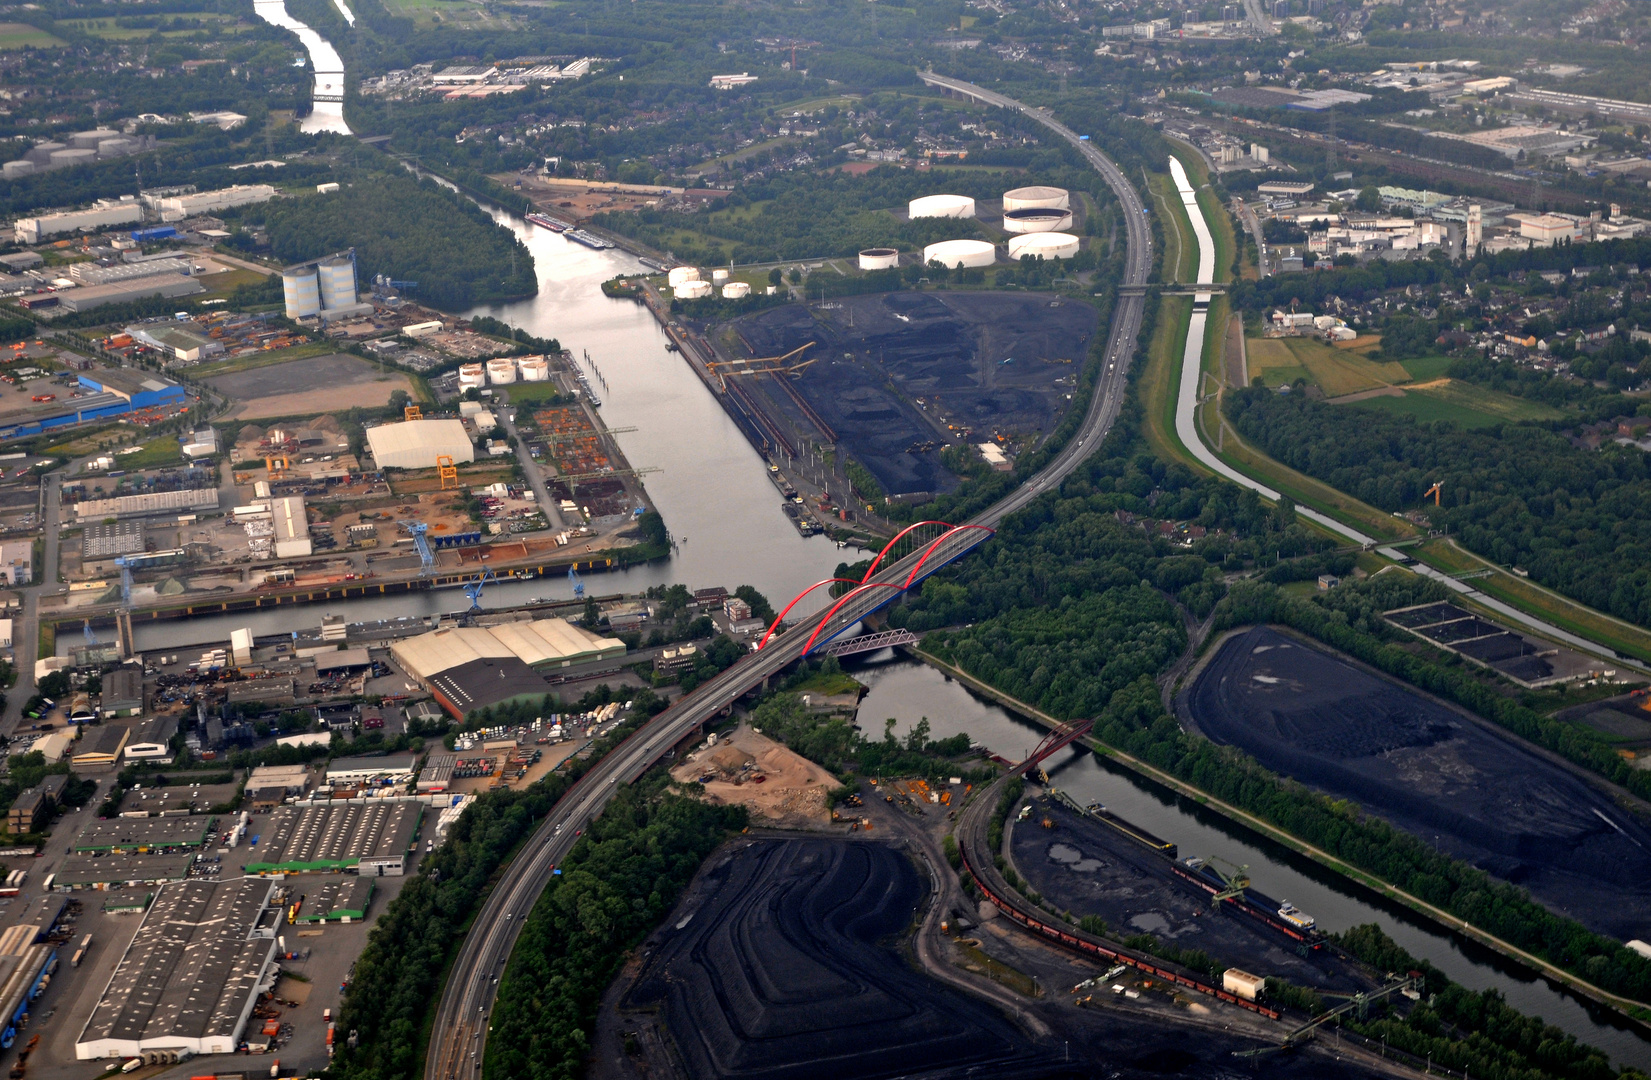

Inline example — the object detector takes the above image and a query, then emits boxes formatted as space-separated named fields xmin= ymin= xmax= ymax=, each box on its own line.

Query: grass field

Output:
xmin=1247 ymin=336 xmax=1411 ymax=395
xmin=1400 ymin=354 xmax=1453 ymax=381
xmin=500 ymin=382 xmax=572 ymax=405
xmin=1411 ymin=538 xmax=1651 ymax=664
xmin=1350 ymin=378 xmax=1563 ymax=427
xmin=196 ymin=268 xmax=268 ymax=300
xmin=116 ymin=438 xmax=185 ymax=470
xmin=378 ymin=0 xmax=516 ymax=28
xmin=0 ymin=22 xmax=65 ymax=47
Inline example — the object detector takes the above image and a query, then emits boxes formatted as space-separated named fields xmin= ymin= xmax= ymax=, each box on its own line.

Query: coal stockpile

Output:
xmin=1186 ymin=627 xmax=1651 ymax=941
xmin=1011 ymin=796 xmax=1370 ymax=993
xmin=731 ymin=293 xmax=1095 ymax=496
xmin=624 ymin=839 xmax=1067 ymax=1080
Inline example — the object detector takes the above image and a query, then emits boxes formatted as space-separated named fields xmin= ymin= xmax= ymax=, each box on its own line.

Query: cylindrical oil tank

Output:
xmin=316 ymin=257 xmax=358 ymax=310
xmin=2 ymin=161 xmax=34 ymax=179
xmin=667 ymin=266 xmax=701 ymax=288
xmin=909 ymin=194 xmax=976 ymax=220
xmin=711 ymin=268 xmax=730 ymax=284
xmin=1002 ymin=185 xmax=1070 ymax=212
xmin=1003 ymin=207 xmax=1075 ymax=234
xmin=676 ymin=279 xmax=713 ymax=299
xmin=722 ymin=282 xmax=751 ymax=299
xmin=68 ymin=129 xmax=119 ymax=149
xmin=96 ymin=139 xmax=132 ymax=159
xmin=458 ymin=364 xmax=487 ymax=389
xmin=486 ymin=357 xmax=518 ymax=384
xmin=49 ymin=148 xmax=97 ymax=168
xmin=858 ymin=247 xmax=899 ymax=271
xmin=517 ymin=356 xmax=549 ymax=381
xmin=282 ymin=268 xmax=321 ymax=319
xmin=922 ymin=239 xmax=996 ymax=269
xmin=1008 ymin=232 xmax=1081 ymax=261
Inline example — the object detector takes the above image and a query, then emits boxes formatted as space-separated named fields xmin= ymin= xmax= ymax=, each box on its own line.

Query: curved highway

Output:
xmin=425 ymin=73 xmax=1153 ymax=1080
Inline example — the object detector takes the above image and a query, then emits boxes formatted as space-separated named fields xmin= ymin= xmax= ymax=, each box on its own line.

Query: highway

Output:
xmin=424 ymin=72 xmax=1153 ymax=1080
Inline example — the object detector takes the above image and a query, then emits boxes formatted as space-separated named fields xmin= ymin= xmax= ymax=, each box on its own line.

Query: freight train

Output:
xmin=1171 ymin=857 xmax=1324 ymax=946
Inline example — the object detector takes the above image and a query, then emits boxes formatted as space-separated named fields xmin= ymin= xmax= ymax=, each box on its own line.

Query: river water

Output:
xmin=849 ymin=653 xmax=1651 ymax=1069
xmin=251 ymin=0 xmax=351 ymax=135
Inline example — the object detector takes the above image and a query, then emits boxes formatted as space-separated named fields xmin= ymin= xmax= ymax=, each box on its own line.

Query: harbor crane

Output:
xmin=705 ymin=342 xmax=817 ymax=389
xmin=1203 ymin=855 xmax=1250 ymax=908
xmin=113 ymin=555 xmax=134 ymax=607
xmin=568 ymin=565 xmax=585 ymax=597
xmin=1423 ymin=481 xmax=1442 ymax=506
xmin=462 ymin=567 xmax=498 ymax=617
xmin=401 ymin=521 xmax=435 ymax=576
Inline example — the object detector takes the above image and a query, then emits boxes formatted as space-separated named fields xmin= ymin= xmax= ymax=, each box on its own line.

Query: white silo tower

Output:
xmin=316 ymin=256 xmax=358 ymax=311
xmin=282 ymin=267 xmax=321 ymax=319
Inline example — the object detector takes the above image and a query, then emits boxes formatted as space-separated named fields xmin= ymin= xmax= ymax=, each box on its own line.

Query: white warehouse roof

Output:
xmin=391 ymin=619 xmax=625 ymax=681
xmin=365 ymin=419 xmax=475 ymax=471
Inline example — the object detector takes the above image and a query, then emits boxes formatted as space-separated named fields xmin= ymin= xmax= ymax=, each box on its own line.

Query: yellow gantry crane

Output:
xmin=706 ymin=342 xmax=817 ymax=389
xmin=437 ymin=454 xmax=459 ymax=490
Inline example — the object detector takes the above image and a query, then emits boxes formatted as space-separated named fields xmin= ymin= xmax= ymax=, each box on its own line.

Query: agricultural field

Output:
xmin=378 ymin=0 xmax=519 ymax=29
xmin=0 ymin=22 xmax=65 ymax=47
xmin=1349 ymin=378 xmax=1563 ymax=428
xmin=1246 ymin=336 xmax=1410 ymax=396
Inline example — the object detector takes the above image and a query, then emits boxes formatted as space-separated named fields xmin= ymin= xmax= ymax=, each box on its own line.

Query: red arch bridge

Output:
xmin=759 ymin=521 xmax=995 ymax=657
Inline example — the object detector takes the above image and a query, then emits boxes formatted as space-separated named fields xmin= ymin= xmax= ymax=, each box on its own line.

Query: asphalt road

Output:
xmin=423 ymin=74 xmax=1153 ymax=1080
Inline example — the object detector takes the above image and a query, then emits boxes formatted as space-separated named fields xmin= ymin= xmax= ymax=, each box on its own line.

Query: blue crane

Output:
xmin=462 ymin=567 xmax=498 ymax=615
xmin=113 ymin=556 xmax=134 ymax=606
xmin=568 ymin=565 xmax=584 ymax=597
xmin=82 ymin=620 xmax=96 ymax=645
xmin=401 ymin=521 xmax=435 ymax=575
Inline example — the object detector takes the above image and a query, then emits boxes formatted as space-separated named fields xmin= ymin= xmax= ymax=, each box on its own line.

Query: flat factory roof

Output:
xmin=294 ymin=876 xmax=375 ymax=922
xmin=73 ymin=815 xmax=217 ymax=853
xmin=53 ymin=851 xmax=196 ymax=889
xmin=76 ymin=879 xmax=277 ymax=1060
xmin=244 ymin=802 xmax=421 ymax=873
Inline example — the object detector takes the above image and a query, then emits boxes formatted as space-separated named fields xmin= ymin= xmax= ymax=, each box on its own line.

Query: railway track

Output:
xmin=424 ymin=72 xmax=1154 ymax=1080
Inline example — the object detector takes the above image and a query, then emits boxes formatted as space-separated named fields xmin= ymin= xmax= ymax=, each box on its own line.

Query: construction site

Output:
xmin=1183 ymin=626 xmax=1651 ymax=943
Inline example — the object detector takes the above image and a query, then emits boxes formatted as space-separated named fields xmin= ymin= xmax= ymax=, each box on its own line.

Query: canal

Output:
xmin=128 ymin=216 xmax=845 ymax=653
xmin=850 ymin=652 xmax=1651 ymax=1070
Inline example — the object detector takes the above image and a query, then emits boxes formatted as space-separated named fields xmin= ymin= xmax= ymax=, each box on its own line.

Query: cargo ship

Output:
xmin=526 ymin=212 xmax=569 ymax=232
xmin=1171 ymin=857 xmax=1323 ymax=945
xmin=566 ymin=229 xmax=613 ymax=250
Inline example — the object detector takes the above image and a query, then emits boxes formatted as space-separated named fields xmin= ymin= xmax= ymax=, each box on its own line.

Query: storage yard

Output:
xmin=1385 ymin=602 xmax=1613 ymax=687
xmin=728 ymin=292 xmax=1095 ymax=497
xmin=620 ymin=839 xmax=1058 ymax=1080
xmin=1008 ymin=794 xmax=1371 ymax=994
xmin=1184 ymin=627 xmax=1651 ymax=941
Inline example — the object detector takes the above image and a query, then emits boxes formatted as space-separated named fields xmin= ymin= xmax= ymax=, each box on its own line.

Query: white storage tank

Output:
xmin=1003 ymin=207 xmax=1075 ymax=234
xmin=2 ymin=161 xmax=33 ymax=178
xmin=458 ymin=364 xmax=487 ymax=390
xmin=909 ymin=194 xmax=976 ymax=220
xmin=68 ymin=128 xmax=120 ymax=149
xmin=922 ymin=239 xmax=996 ymax=269
xmin=676 ymin=279 xmax=713 ymax=299
xmin=282 ymin=268 xmax=322 ymax=319
xmin=316 ymin=256 xmax=358 ymax=310
xmin=486 ymin=357 xmax=518 ymax=384
xmin=858 ymin=247 xmax=899 ymax=271
xmin=96 ymin=138 xmax=133 ymax=159
xmin=1002 ymin=185 xmax=1070 ymax=212
xmin=722 ymin=282 xmax=751 ymax=299
xmin=1007 ymin=232 xmax=1081 ymax=261
xmin=49 ymin=148 xmax=97 ymax=168
xmin=517 ymin=356 xmax=549 ymax=381
xmin=711 ymin=269 xmax=730 ymax=284
xmin=667 ymin=266 xmax=701 ymax=288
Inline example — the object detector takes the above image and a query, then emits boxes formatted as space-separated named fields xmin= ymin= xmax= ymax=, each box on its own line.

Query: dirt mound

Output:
xmin=672 ymin=727 xmax=837 ymax=823
xmin=625 ymin=839 xmax=1071 ymax=1080
xmin=1186 ymin=627 xmax=1651 ymax=941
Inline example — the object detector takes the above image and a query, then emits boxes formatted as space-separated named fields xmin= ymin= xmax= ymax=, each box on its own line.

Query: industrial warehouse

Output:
xmin=391 ymin=619 xmax=625 ymax=718
xmin=244 ymin=802 xmax=422 ymax=876
xmin=0 ymin=925 xmax=53 ymax=1049
xmin=363 ymin=417 xmax=475 ymax=470
xmin=75 ymin=879 xmax=280 ymax=1060
xmin=72 ymin=816 xmax=218 ymax=854
xmin=294 ymin=877 xmax=375 ymax=923
xmin=52 ymin=852 xmax=198 ymax=891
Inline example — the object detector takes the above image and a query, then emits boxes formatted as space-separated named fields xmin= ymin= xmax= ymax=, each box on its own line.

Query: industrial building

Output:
xmin=71 ymin=487 xmax=218 ymax=522
xmin=271 ymin=495 xmax=311 ymax=558
xmin=0 ymin=366 xmax=188 ymax=440
xmin=6 ymin=774 xmax=66 ymax=834
xmin=125 ymin=322 xmax=223 ymax=363
xmin=124 ymin=716 xmax=179 ymax=761
xmin=326 ymin=754 xmax=418 ymax=787
xmin=281 ymin=254 xmax=371 ymax=322
xmin=52 ymin=851 xmax=196 ymax=891
xmin=82 ymin=369 xmax=187 ymax=409
xmin=393 ymin=620 xmax=624 ymax=681
xmin=294 ymin=877 xmax=375 ymax=922
xmin=75 ymin=879 xmax=279 ymax=1060
xmin=58 ymin=273 xmax=204 ymax=313
xmin=71 ymin=725 xmax=130 ymax=767
xmin=102 ymin=667 xmax=144 ymax=716
xmin=0 ymin=540 xmax=31 ymax=585
xmin=417 ymin=752 xmax=455 ymax=792
xmin=143 ymin=184 xmax=276 ymax=219
xmin=364 ymin=418 xmax=476 ymax=470
xmin=72 ymin=816 xmax=217 ymax=854
xmin=70 ymin=258 xmax=191 ymax=286
xmin=0 ymin=924 xmax=55 ymax=1048
xmin=244 ymin=802 xmax=422 ymax=876
xmin=14 ymin=199 xmax=142 ymax=244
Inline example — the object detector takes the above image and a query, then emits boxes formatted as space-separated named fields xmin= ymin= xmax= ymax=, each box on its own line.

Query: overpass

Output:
xmin=424 ymin=72 xmax=1154 ymax=1080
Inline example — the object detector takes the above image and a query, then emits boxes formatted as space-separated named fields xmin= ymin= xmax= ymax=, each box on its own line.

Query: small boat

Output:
xmin=1276 ymin=901 xmax=1316 ymax=931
